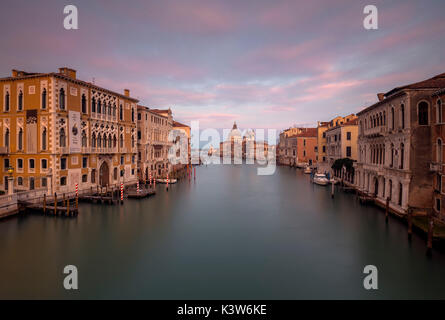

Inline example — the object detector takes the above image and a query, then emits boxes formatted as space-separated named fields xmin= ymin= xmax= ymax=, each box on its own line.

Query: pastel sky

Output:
xmin=1 ymin=0 xmax=445 ymax=130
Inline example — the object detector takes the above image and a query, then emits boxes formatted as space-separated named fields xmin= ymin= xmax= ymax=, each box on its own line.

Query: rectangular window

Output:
xmin=41 ymin=159 xmax=48 ymax=169
xmin=61 ymin=158 xmax=67 ymax=170
xmin=347 ymin=132 xmax=351 ymax=140
xmin=4 ymin=159 xmax=10 ymax=171
xmin=60 ymin=177 xmax=67 ymax=186
xmin=436 ymin=198 xmax=441 ymax=212
xmin=41 ymin=177 xmax=47 ymax=187
xmin=17 ymin=158 xmax=23 ymax=169
xmin=82 ymin=157 xmax=88 ymax=168
xmin=29 ymin=159 xmax=35 ymax=169
xmin=82 ymin=174 xmax=88 ymax=183
xmin=346 ymin=146 xmax=352 ymax=157
xmin=120 ymin=156 xmax=124 ymax=165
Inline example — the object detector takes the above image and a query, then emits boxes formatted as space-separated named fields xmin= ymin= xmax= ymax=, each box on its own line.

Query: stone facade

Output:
xmin=137 ymin=106 xmax=173 ymax=179
xmin=355 ymin=72 xmax=445 ymax=215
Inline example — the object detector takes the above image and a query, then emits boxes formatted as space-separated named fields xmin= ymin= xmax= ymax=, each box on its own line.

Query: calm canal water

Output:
xmin=1 ymin=164 xmax=445 ymax=299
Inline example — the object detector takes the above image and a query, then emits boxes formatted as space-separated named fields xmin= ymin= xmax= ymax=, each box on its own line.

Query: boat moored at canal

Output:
xmin=313 ymin=173 xmax=329 ymax=185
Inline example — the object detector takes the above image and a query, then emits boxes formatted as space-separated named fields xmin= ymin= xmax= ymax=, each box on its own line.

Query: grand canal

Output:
xmin=1 ymin=164 xmax=445 ymax=299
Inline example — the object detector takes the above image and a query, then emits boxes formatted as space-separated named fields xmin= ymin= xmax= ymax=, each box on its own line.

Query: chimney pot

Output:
xmin=124 ymin=89 xmax=130 ymax=97
xmin=377 ymin=93 xmax=385 ymax=101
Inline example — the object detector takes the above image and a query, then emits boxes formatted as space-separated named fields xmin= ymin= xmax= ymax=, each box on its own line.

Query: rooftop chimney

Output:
xmin=58 ymin=67 xmax=77 ymax=79
xmin=124 ymin=89 xmax=130 ymax=97
xmin=377 ymin=93 xmax=385 ymax=101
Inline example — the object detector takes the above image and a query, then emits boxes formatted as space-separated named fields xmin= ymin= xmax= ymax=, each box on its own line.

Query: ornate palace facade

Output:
xmin=0 ymin=67 xmax=138 ymax=194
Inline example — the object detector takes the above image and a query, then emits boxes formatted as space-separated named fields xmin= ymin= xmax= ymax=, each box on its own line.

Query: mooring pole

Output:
xmin=385 ymin=197 xmax=389 ymax=223
xmin=66 ymin=197 xmax=70 ymax=216
xmin=43 ymin=193 xmax=46 ymax=214
xmin=331 ymin=181 xmax=334 ymax=198
xmin=54 ymin=192 xmax=57 ymax=215
xmin=427 ymin=212 xmax=434 ymax=255
xmin=407 ymin=208 xmax=412 ymax=240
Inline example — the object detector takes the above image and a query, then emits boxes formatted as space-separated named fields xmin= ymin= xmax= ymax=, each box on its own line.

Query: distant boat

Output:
xmin=303 ymin=166 xmax=312 ymax=174
xmin=156 ymin=178 xmax=177 ymax=184
xmin=313 ymin=173 xmax=329 ymax=186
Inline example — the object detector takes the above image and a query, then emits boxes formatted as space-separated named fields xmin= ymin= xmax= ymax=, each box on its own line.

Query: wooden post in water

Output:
xmin=427 ymin=212 xmax=434 ymax=255
xmin=385 ymin=197 xmax=389 ymax=223
xmin=331 ymin=181 xmax=334 ymax=198
xmin=43 ymin=193 xmax=46 ymax=214
xmin=66 ymin=197 xmax=70 ymax=216
xmin=75 ymin=191 xmax=78 ymax=210
xmin=407 ymin=208 xmax=412 ymax=240
xmin=54 ymin=192 xmax=57 ymax=215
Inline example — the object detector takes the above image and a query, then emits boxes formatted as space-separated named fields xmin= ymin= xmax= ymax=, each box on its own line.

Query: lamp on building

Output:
xmin=7 ymin=166 xmax=14 ymax=176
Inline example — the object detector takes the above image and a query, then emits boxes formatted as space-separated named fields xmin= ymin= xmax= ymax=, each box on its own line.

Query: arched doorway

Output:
xmin=99 ymin=161 xmax=110 ymax=187
xmin=374 ymin=177 xmax=379 ymax=197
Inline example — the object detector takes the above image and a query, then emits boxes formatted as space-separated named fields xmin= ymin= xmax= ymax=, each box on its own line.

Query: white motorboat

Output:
xmin=303 ymin=166 xmax=312 ymax=174
xmin=313 ymin=173 xmax=329 ymax=186
xmin=156 ymin=178 xmax=177 ymax=184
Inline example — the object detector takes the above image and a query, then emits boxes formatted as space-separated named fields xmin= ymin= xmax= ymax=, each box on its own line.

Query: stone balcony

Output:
xmin=0 ymin=146 xmax=9 ymax=155
xmin=430 ymin=162 xmax=443 ymax=173
xmin=363 ymin=126 xmax=386 ymax=137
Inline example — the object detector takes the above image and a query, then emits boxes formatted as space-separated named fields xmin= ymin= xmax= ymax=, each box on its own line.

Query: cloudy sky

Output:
xmin=1 ymin=0 xmax=444 ymax=130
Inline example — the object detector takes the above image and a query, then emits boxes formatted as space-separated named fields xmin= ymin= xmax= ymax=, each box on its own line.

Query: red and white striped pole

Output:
xmin=166 ymin=173 xmax=169 ymax=191
xmin=149 ymin=170 xmax=152 ymax=186
xmin=137 ymin=181 xmax=139 ymax=193
xmin=75 ymin=183 xmax=78 ymax=197
xmin=120 ymin=182 xmax=124 ymax=203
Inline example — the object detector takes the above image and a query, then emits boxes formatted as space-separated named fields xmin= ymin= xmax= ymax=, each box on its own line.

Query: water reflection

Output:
xmin=0 ymin=164 xmax=445 ymax=299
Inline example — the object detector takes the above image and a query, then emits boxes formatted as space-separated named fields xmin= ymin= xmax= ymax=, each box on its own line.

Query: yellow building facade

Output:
xmin=0 ymin=67 xmax=138 ymax=194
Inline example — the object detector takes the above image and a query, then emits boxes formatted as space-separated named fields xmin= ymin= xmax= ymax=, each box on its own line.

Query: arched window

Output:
xmin=390 ymin=143 xmax=394 ymax=167
xmin=438 ymin=139 xmax=443 ymax=163
xmin=113 ymin=104 xmax=116 ymax=117
xmin=398 ymin=183 xmax=403 ymax=206
xmin=18 ymin=90 xmax=23 ymax=111
xmin=18 ymin=128 xmax=23 ymax=150
xmin=81 ymin=94 xmax=87 ymax=113
xmin=388 ymin=179 xmax=392 ymax=201
xmin=418 ymin=101 xmax=429 ymax=125
xmin=97 ymin=134 xmax=102 ymax=148
xmin=59 ymin=88 xmax=65 ymax=110
xmin=400 ymin=143 xmax=404 ymax=169
xmin=391 ymin=107 xmax=395 ymax=129
xmin=42 ymin=128 xmax=47 ymax=150
xmin=131 ymin=108 xmax=135 ymax=122
xmin=81 ymin=130 xmax=87 ymax=147
xmin=120 ymin=134 xmax=123 ymax=148
xmin=60 ymin=128 xmax=66 ymax=147
xmin=91 ymin=169 xmax=96 ymax=184
xmin=383 ymin=111 xmax=386 ymax=125
xmin=108 ymin=103 xmax=112 ymax=116
xmin=400 ymin=104 xmax=405 ymax=129
xmin=5 ymin=92 xmax=9 ymax=111
xmin=119 ymin=104 xmax=123 ymax=120
xmin=92 ymin=132 xmax=96 ymax=148
xmin=92 ymin=97 xmax=96 ymax=113
xmin=131 ymin=134 xmax=135 ymax=148
xmin=4 ymin=128 xmax=9 ymax=148
xmin=41 ymin=89 xmax=47 ymax=109
xmin=97 ymin=99 xmax=101 ymax=114
xmin=437 ymin=100 xmax=443 ymax=124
